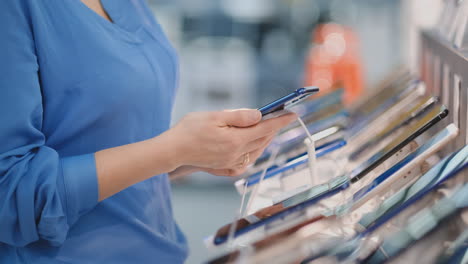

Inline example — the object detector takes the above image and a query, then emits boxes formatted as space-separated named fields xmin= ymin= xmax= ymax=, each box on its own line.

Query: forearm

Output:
xmin=95 ymin=132 xmax=181 ymax=201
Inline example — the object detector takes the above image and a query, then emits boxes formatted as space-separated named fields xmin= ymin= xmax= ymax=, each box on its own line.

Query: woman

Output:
xmin=0 ymin=0 xmax=296 ymax=263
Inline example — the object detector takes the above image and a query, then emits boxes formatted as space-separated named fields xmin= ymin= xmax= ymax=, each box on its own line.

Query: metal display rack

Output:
xmin=419 ymin=0 xmax=468 ymax=154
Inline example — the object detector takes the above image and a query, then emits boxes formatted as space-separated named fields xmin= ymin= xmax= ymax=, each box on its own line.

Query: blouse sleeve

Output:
xmin=0 ymin=0 xmax=99 ymax=247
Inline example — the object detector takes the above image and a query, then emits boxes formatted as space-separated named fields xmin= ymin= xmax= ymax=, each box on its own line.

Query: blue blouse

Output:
xmin=0 ymin=0 xmax=188 ymax=263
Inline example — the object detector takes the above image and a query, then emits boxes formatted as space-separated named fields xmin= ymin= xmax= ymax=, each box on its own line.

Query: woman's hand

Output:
xmin=95 ymin=109 xmax=295 ymax=200
xmin=165 ymin=109 xmax=296 ymax=176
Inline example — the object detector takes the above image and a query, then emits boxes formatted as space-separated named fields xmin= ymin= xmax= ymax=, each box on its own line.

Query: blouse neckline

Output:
xmin=74 ymin=0 xmax=143 ymax=43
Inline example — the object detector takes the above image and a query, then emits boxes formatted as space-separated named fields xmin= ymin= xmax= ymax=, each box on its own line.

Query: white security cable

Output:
xmin=238 ymin=179 xmax=249 ymax=217
xmin=227 ymin=116 xmax=318 ymax=248
xmin=244 ymin=147 xmax=280 ymax=216
xmin=297 ymin=116 xmax=314 ymax=140
xmin=297 ymin=117 xmax=318 ymax=186
xmin=226 ymin=147 xmax=279 ymax=249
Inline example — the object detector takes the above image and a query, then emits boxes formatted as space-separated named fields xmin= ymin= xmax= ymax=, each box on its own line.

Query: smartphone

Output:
xmin=350 ymin=76 xmax=415 ymax=120
xmin=258 ymin=87 xmax=319 ymax=116
xmin=253 ymin=112 xmax=347 ymax=169
xmin=276 ymin=105 xmax=449 ymax=205
xmin=349 ymin=69 xmax=412 ymax=115
xmin=264 ymin=125 xmax=460 ymax=254
xmin=290 ymin=88 xmax=344 ymax=118
xmin=351 ymin=124 xmax=459 ymax=208
xmin=348 ymin=80 xmax=423 ymax=138
xmin=270 ymin=162 xmax=468 ymax=264
xmin=357 ymin=140 xmax=468 ymax=228
xmin=348 ymin=96 xmax=438 ymax=161
xmin=361 ymin=155 xmax=468 ymax=236
xmin=349 ymin=105 xmax=448 ymax=183
xmin=207 ymin=215 xmax=326 ymax=264
xmin=212 ymin=105 xmax=449 ymax=245
xmin=213 ymin=176 xmax=348 ymax=245
xmin=240 ymin=139 xmax=347 ymax=189
xmin=208 ymin=145 xmax=468 ymax=263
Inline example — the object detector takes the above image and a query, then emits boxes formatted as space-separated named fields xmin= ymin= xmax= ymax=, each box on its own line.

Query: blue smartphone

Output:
xmin=258 ymin=87 xmax=320 ymax=116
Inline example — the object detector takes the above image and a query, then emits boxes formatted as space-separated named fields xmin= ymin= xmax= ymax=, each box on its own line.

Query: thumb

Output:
xmin=220 ymin=109 xmax=262 ymax=127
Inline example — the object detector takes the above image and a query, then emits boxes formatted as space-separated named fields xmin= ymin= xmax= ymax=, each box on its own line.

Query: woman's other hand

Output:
xmin=165 ymin=109 xmax=296 ymax=176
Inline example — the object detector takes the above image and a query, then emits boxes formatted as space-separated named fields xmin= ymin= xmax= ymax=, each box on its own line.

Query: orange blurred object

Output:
xmin=304 ymin=23 xmax=365 ymax=104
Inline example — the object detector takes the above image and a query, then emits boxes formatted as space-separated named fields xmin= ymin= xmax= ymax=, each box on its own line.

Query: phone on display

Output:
xmin=349 ymin=105 xmax=448 ymax=183
xmin=258 ymin=87 xmax=320 ymax=116
xmin=253 ymin=124 xmax=345 ymax=169
xmin=209 ymin=145 xmax=467 ymax=264
xmin=348 ymin=80 xmax=420 ymax=136
xmin=213 ymin=176 xmax=349 ymax=245
xmin=360 ymin=158 xmax=468 ymax=237
xmin=212 ymin=106 xmax=449 ymax=245
xmin=243 ymin=139 xmax=347 ymax=188
xmin=348 ymin=96 xmax=438 ymax=161
xmin=351 ymin=124 xmax=459 ymax=208
xmin=280 ymin=106 xmax=449 ymax=208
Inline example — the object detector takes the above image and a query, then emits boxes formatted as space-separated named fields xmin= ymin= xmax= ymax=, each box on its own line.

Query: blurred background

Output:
xmin=145 ymin=0 xmax=442 ymax=263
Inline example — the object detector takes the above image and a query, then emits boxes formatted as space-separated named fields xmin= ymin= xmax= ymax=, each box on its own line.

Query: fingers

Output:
xmin=218 ymin=109 xmax=262 ymax=128
xmin=243 ymin=134 xmax=275 ymax=154
xmin=204 ymin=167 xmax=248 ymax=177
xmin=204 ymin=146 xmax=265 ymax=176
xmin=181 ymin=110 xmax=295 ymax=176
xmin=233 ymin=134 xmax=274 ymax=166
xmin=238 ymin=112 xmax=297 ymax=141
xmin=204 ymin=141 xmax=271 ymax=177
xmin=219 ymin=115 xmax=293 ymax=171
xmin=247 ymin=145 xmax=269 ymax=166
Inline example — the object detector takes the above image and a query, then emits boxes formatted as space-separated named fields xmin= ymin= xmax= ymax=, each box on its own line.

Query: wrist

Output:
xmin=169 ymin=165 xmax=201 ymax=180
xmin=151 ymin=130 xmax=186 ymax=171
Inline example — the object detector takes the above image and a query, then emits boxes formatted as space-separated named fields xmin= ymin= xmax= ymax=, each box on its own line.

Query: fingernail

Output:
xmin=250 ymin=110 xmax=261 ymax=122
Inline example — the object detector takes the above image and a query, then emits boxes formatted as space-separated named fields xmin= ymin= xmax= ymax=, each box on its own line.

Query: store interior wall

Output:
xmin=146 ymin=0 xmax=405 ymax=263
